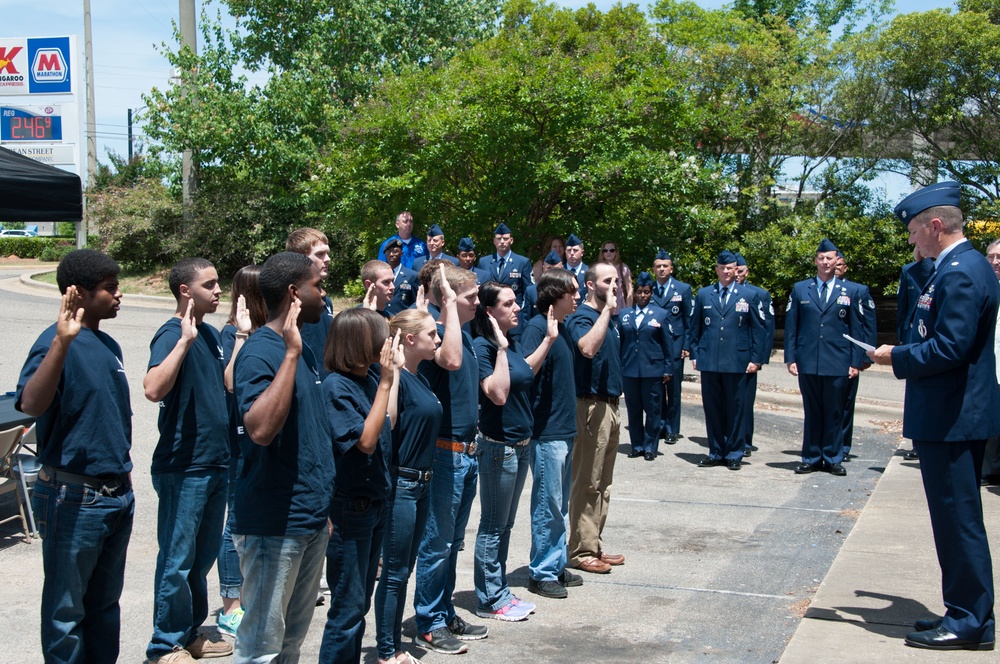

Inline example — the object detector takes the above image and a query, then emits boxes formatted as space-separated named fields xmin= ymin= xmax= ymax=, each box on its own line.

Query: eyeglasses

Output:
xmin=602 ymin=248 xmax=616 ymax=253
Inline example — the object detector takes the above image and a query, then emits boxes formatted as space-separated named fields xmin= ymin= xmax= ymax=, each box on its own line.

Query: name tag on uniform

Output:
xmin=703 ymin=305 xmax=712 ymax=309
xmin=800 ymin=299 xmax=810 ymax=304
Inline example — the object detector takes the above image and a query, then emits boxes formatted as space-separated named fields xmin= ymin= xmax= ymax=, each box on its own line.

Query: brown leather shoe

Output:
xmin=599 ymin=552 xmax=625 ymax=566
xmin=186 ymin=635 xmax=233 ymax=659
xmin=575 ymin=556 xmax=612 ymax=574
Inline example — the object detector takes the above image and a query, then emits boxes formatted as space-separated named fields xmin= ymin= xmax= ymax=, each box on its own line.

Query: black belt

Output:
xmin=479 ymin=433 xmax=530 ymax=447
xmin=333 ymin=494 xmax=377 ymax=512
xmin=392 ymin=466 xmax=433 ymax=482
xmin=580 ymin=393 xmax=620 ymax=407
xmin=40 ymin=466 xmax=131 ymax=496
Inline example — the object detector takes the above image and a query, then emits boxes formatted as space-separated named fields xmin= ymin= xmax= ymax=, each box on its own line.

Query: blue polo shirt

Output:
xmin=324 ymin=368 xmax=391 ymax=500
xmin=521 ymin=316 xmax=576 ymax=442
xmin=148 ymin=318 xmax=230 ymax=473
xmin=566 ymin=304 xmax=622 ymax=398
xmin=394 ymin=369 xmax=443 ymax=470
xmin=233 ymin=326 xmax=335 ymax=536
xmin=16 ymin=325 xmax=132 ymax=479
xmin=474 ymin=337 xmax=534 ymax=442
xmin=419 ymin=328 xmax=478 ymax=442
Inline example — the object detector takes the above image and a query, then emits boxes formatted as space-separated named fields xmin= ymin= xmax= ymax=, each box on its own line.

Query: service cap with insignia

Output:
xmin=544 ymin=250 xmax=562 ymax=265
xmin=655 ymin=249 xmax=672 ymax=261
xmin=817 ymin=238 xmax=838 ymax=254
xmin=636 ymin=271 xmax=654 ymax=287
xmin=566 ymin=233 xmax=583 ymax=247
xmin=717 ymin=250 xmax=737 ymax=265
xmin=893 ymin=181 xmax=961 ymax=225
xmin=427 ymin=223 xmax=444 ymax=238
xmin=458 ymin=237 xmax=475 ymax=252
xmin=493 ymin=222 xmax=513 ymax=235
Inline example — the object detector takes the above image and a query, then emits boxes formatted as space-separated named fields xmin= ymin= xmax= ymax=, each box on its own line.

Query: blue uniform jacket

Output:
xmin=378 ymin=235 xmax=428 ymax=270
xmin=520 ymin=284 xmax=539 ymax=328
xmin=470 ymin=266 xmax=490 ymax=286
xmin=567 ymin=263 xmax=588 ymax=300
xmin=412 ymin=253 xmax=460 ymax=271
xmin=619 ymin=305 xmax=673 ymax=379
xmin=840 ymin=279 xmax=877 ymax=361
xmin=478 ymin=251 xmax=534 ymax=305
xmin=783 ymin=278 xmax=865 ymax=375
xmin=688 ymin=282 xmax=767 ymax=372
xmin=896 ymin=258 xmax=934 ymax=343
xmin=741 ymin=282 xmax=774 ymax=363
xmin=650 ymin=278 xmax=693 ymax=360
xmin=386 ymin=266 xmax=419 ymax=316
xmin=891 ymin=242 xmax=1000 ymax=441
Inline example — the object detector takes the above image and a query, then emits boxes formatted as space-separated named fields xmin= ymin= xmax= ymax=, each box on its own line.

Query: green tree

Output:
xmin=303 ymin=0 xmax=734 ymax=284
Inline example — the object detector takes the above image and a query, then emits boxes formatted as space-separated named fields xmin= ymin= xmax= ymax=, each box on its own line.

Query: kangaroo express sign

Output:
xmin=0 ymin=37 xmax=72 ymax=96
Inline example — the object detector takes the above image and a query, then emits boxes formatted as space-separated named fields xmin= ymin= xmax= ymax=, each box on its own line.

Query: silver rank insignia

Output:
xmin=918 ymin=319 xmax=927 ymax=339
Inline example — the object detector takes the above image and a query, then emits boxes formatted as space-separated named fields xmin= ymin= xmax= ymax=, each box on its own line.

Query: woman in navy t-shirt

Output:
xmin=470 ymin=282 xmax=558 ymax=621
xmin=374 ymin=309 xmax=443 ymax=664
xmin=319 ymin=308 xmax=402 ymax=664
xmin=217 ymin=264 xmax=266 ymax=635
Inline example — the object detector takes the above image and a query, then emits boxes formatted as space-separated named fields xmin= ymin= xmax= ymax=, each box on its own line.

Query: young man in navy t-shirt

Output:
xmin=143 ymin=258 xmax=232 ymax=662
xmin=287 ymin=227 xmax=336 ymax=380
xmin=233 ymin=252 xmax=336 ymax=662
xmin=16 ymin=249 xmax=134 ymax=663
xmin=413 ymin=264 xmax=491 ymax=653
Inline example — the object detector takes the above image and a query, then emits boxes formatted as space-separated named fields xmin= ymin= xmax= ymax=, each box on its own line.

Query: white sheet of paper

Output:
xmin=843 ymin=334 xmax=875 ymax=352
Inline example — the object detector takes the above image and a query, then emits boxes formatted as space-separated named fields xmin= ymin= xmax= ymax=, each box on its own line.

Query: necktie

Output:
xmin=658 ymin=285 xmax=665 ymax=298
xmin=721 ymin=286 xmax=729 ymax=306
xmin=498 ymin=257 xmax=505 ymax=275
xmin=820 ymin=281 xmax=828 ymax=303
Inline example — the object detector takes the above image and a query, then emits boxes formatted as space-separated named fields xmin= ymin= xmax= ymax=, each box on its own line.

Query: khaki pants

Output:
xmin=568 ymin=398 xmax=620 ymax=566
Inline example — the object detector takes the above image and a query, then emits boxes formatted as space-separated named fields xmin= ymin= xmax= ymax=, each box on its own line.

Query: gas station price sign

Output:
xmin=1 ymin=105 xmax=63 ymax=141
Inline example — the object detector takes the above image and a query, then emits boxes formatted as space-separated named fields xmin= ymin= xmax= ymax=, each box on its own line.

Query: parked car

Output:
xmin=0 ymin=229 xmax=38 ymax=237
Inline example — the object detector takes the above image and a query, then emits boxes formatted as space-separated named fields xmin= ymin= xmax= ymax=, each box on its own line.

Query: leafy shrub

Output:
xmin=39 ymin=243 xmax=76 ymax=262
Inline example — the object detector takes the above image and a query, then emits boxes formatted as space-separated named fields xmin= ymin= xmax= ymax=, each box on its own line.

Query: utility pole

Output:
xmin=128 ymin=108 xmax=133 ymax=162
xmin=179 ymin=0 xmax=197 ymax=225
xmin=82 ymin=0 xmax=97 ymax=249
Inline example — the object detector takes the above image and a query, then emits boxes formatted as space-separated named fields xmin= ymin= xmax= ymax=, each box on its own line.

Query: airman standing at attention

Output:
xmin=650 ymin=250 xmax=693 ymax=445
xmin=784 ymin=239 xmax=865 ymax=477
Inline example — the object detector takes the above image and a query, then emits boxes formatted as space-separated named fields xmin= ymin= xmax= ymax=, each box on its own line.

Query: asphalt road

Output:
xmin=0 ymin=269 xmax=906 ymax=663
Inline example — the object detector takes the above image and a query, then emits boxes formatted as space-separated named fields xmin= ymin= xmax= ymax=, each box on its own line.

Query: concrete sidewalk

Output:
xmin=781 ymin=453 xmax=1000 ymax=662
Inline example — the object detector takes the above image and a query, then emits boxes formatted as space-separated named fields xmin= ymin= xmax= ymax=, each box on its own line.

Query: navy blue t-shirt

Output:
xmin=233 ymin=326 xmax=335 ymax=536
xmin=566 ymin=304 xmax=622 ymax=397
xmin=16 ymin=324 xmax=132 ymax=478
xmin=324 ymin=368 xmax=391 ymax=500
xmin=221 ymin=324 xmax=248 ymax=461
xmin=394 ymin=369 xmax=443 ymax=470
xmin=474 ymin=336 xmax=534 ymax=442
xmin=419 ymin=327 xmax=478 ymax=442
xmin=148 ymin=317 xmax=230 ymax=473
xmin=300 ymin=294 xmax=334 ymax=380
xmin=521 ymin=316 xmax=577 ymax=441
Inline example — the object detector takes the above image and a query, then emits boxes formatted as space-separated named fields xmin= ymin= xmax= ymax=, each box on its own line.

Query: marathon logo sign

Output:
xmin=0 ymin=37 xmax=73 ymax=95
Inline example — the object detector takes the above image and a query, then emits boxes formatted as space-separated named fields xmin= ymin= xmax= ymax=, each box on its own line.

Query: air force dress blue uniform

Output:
xmin=889 ymin=182 xmax=999 ymax=646
xmin=620 ymin=303 xmax=672 ymax=456
xmin=688 ymin=279 xmax=767 ymax=463
xmin=839 ymin=276 xmax=877 ymax=456
xmin=412 ymin=253 xmax=460 ymax=271
xmin=478 ymin=251 xmax=534 ymax=307
xmin=650 ymin=275 xmax=693 ymax=440
xmin=386 ymin=265 xmax=419 ymax=317
xmin=784 ymin=269 xmax=865 ymax=469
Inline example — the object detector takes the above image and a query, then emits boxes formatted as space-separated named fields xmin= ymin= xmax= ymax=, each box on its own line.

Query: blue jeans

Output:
xmin=319 ymin=495 xmax=387 ymax=664
xmin=233 ymin=528 xmax=329 ymax=664
xmin=147 ymin=469 xmax=229 ymax=659
xmin=33 ymin=474 xmax=134 ymax=664
xmin=413 ymin=447 xmax=479 ymax=634
xmin=474 ymin=439 xmax=529 ymax=611
xmin=374 ymin=478 xmax=430 ymax=659
xmin=528 ymin=438 xmax=573 ymax=582
xmin=218 ymin=460 xmax=243 ymax=599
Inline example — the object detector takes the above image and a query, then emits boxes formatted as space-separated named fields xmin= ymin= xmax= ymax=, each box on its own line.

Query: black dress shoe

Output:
xmin=743 ymin=449 xmax=752 ymax=458
xmin=698 ymin=457 xmax=722 ymax=468
xmin=914 ymin=617 xmax=943 ymax=631
xmin=904 ymin=626 xmax=995 ymax=651
xmin=903 ymin=450 xmax=919 ymax=460
xmin=981 ymin=474 xmax=1000 ymax=486
xmin=628 ymin=450 xmax=644 ymax=459
xmin=664 ymin=434 xmax=677 ymax=445
xmin=644 ymin=452 xmax=656 ymax=461
xmin=827 ymin=464 xmax=847 ymax=476
xmin=843 ymin=452 xmax=855 ymax=461
xmin=794 ymin=463 xmax=819 ymax=474
xmin=727 ymin=458 xmax=742 ymax=470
